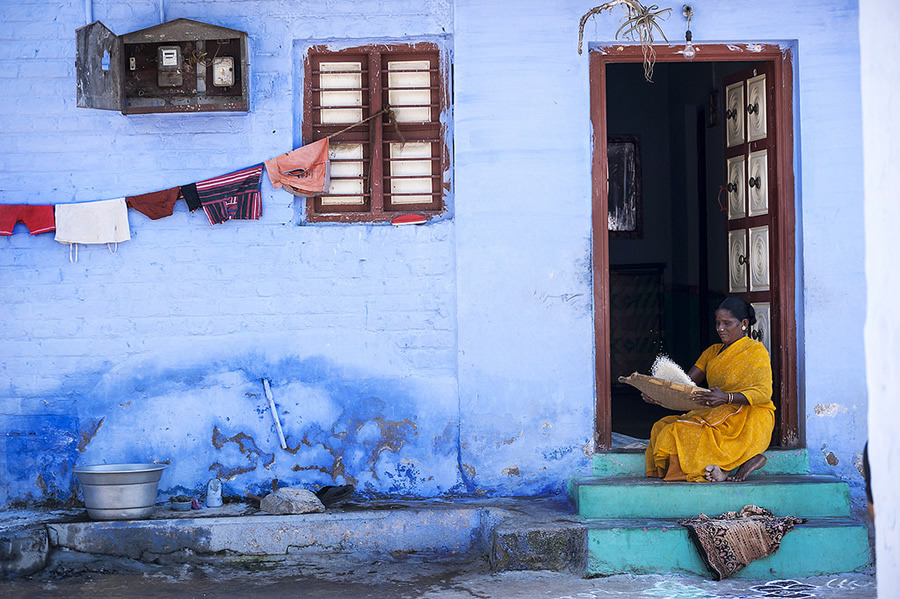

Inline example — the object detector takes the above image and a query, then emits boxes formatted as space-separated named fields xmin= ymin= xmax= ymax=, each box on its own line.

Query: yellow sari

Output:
xmin=645 ymin=336 xmax=775 ymax=482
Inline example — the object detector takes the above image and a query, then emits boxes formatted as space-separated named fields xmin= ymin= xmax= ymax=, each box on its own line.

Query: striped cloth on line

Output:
xmin=188 ymin=164 xmax=264 ymax=225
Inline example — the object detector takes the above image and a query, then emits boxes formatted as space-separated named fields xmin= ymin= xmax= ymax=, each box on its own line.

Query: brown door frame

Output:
xmin=590 ymin=44 xmax=798 ymax=450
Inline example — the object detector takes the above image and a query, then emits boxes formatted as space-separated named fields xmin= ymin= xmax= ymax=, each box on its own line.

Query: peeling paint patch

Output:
xmin=209 ymin=426 xmax=276 ymax=480
xmin=291 ymin=464 xmax=329 ymax=475
xmin=461 ymin=463 xmax=476 ymax=479
xmin=825 ymin=452 xmax=839 ymax=466
xmin=283 ymin=436 xmax=313 ymax=455
xmin=502 ymin=466 xmax=520 ymax=477
xmin=542 ymin=446 xmax=574 ymax=461
xmin=375 ymin=417 xmax=417 ymax=454
xmin=384 ymin=462 xmax=421 ymax=494
xmin=432 ymin=421 xmax=456 ymax=455
xmin=814 ymin=403 xmax=847 ymax=417
xmin=853 ymin=451 xmax=864 ymax=478
xmin=77 ymin=418 xmax=104 ymax=452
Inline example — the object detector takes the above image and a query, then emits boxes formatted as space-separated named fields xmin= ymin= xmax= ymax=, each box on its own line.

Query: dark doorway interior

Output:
xmin=607 ymin=60 xmax=760 ymax=441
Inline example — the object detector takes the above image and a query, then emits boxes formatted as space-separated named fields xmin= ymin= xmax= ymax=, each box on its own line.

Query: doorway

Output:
xmin=590 ymin=45 xmax=799 ymax=450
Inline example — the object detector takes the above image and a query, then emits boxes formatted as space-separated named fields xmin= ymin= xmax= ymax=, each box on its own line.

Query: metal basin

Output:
xmin=73 ymin=463 xmax=168 ymax=521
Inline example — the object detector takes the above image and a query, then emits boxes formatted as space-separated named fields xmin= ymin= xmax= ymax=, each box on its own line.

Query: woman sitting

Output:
xmin=644 ymin=297 xmax=774 ymax=482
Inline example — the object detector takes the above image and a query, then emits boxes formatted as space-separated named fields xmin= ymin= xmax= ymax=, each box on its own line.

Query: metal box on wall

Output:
xmin=76 ymin=18 xmax=249 ymax=114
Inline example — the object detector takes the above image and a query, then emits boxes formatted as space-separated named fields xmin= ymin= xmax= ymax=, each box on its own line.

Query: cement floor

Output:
xmin=2 ymin=498 xmax=877 ymax=597
xmin=4 ymin=550 xmax=877 ymax=598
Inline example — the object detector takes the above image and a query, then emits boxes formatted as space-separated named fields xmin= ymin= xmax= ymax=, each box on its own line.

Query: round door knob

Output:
xmin=727 ymin=182 xmax=737 ymax=192
xmin=738 ymin=254 xmax=746 ymax=265
xmin=747 ymin=102 xmax=759 ymax=114
xmin=749 ymin=176 xmax=761 ymax=188
xmin=726 ymin=108 xmax=737 ymax=120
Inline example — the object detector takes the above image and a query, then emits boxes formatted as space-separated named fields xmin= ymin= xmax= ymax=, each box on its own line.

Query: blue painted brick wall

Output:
xmin=0 ymin=0 xmax=872 ymax=510
xmin=0 ymin=0 xmax=470 ymax=505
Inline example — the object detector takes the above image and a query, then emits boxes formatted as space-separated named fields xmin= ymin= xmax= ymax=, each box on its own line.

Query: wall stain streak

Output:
xmin=77 ymin=418 xmax=104 ymax=452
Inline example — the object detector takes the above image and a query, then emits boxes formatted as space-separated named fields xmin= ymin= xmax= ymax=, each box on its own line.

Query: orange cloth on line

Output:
xmin=264 ymin=138 xmax=330 ymax=197
xmin=645 ymin=336 xmax=775 ymax=483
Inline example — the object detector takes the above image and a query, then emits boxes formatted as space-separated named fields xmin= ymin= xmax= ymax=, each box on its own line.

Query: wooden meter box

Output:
xmin=76 ymin=19 xmax=249 ymax=114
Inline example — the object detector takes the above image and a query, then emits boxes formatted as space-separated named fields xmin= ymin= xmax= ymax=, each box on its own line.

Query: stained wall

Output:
xmin=0 ymin=0 xmax=871 ymax=508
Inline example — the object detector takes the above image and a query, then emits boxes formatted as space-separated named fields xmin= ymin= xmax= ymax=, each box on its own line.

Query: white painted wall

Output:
xmin=860 ymin=0 xmax=900 ymax=594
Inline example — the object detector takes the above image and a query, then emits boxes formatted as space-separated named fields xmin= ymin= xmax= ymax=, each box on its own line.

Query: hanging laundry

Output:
xmin=178 ymin=183 xmax=202 ymax=212
xmin=55 ymin=198 xmax=131 ymax=262
xmin=182 ymin=165 xmax=264 ymax=225
xmin=126 ymin=186 xmax=180 ymax=220
xmin=0 ymin=204 xmax=56 ymax=236
xmin=264 ymin=138 xmax=330 ymax=197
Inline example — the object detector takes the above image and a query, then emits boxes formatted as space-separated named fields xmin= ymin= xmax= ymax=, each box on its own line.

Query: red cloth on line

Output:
xmin=264 ymin=138 xmax=331 ymax=197
xmin=126 ymin=186 xmax=180 ymax=220
xmin=0 ymin=204 xmax=56 ymax=236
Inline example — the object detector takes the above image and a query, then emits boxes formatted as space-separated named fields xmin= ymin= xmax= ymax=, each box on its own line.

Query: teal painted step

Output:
xmin=591 ymin=448 xmax=810 ymax=478
xmin=573 ymin=475 xmax=850 ymax=519
xmin=586 ymin=517 xmax=870 ymax=578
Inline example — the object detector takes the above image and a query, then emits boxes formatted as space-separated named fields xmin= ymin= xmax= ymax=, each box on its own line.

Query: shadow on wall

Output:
xmin=4 ymin=355 xmax=462 ymax=507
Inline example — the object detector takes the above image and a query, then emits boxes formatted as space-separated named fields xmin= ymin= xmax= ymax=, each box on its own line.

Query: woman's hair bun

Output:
xmin=718 ymin=296 xmax=756 ymax=326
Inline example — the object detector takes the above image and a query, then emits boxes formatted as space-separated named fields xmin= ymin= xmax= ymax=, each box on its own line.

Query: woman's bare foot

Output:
xmin=727 ymin=454 xmax=767 ymax=481
xmin=704 ymin=464 xmax=729 ymax=482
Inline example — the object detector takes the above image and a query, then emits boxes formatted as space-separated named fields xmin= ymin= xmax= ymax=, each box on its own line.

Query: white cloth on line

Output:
xmin=55 ymin=198 xmax=131 ymax=244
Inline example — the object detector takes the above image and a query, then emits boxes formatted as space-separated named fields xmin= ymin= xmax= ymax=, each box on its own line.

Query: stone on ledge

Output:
xmin=260 ymin=488 xmax=325 ymax=515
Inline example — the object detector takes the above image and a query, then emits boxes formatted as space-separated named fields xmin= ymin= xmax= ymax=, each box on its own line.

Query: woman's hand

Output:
xmin=641 ymin=392 xmax=661 ymax=406
xmin=691 ymin=386 xmax=729 ymax=408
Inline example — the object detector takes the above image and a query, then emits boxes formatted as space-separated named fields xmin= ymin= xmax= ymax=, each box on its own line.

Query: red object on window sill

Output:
xmin=391 ymin=214 xmax=427 ymax=226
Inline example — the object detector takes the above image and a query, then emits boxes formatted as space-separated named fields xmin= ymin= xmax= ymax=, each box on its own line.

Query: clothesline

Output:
xmin=1 ymin=106 xmax=415 ymax=258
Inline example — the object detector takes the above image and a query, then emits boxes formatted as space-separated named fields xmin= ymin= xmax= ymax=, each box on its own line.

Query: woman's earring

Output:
xmin=742 ymin=326 xmax=747 ymax=331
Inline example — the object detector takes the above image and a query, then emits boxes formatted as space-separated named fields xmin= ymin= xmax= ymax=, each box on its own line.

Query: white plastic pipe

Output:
xmin=262 ymin=379 xmax=288 ymax=450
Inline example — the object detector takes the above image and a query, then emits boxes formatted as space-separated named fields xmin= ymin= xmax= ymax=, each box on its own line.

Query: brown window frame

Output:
xmin=303 ymin=42 xmax=448 ymax=223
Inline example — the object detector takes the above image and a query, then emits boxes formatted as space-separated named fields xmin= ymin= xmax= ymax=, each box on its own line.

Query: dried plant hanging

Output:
xmin=577 ymin=1 xmax=672 ymax=82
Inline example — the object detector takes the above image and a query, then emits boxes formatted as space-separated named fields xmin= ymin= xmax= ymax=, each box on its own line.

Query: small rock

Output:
xmin=259 ymin=488 xmax=325 ymax=515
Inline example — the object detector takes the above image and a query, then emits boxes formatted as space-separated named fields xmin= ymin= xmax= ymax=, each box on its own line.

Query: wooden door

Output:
xmin=723 ymin=64 xmax=782 ymax=442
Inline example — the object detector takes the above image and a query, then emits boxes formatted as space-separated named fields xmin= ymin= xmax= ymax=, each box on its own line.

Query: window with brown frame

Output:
xmin=303 ymin=43 xmax=446 ymax=222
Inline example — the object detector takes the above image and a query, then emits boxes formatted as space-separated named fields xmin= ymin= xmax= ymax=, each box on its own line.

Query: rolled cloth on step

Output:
xmin=679 ymin=505 xmax=806 ymax=580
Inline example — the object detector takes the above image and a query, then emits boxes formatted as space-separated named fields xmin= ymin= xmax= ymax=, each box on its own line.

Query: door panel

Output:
xmin=749 ymin=225 xmax=770 ymax=292
xmin=747 ymin=74 xmax=767 ymax=142
xmin=751 ymin=301 xmax=772 ymax=355
xmin=728 ymin=229 xmax=748 ymax=293
xmin=727 ymin=156 xmax=746 ymax=220
xmin=725 ymin=81 xmax=745 ymax=148
xmin=748 ymin=149 xmax=769 ymax=216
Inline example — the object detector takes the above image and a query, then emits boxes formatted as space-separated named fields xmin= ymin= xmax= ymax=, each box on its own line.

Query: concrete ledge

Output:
xmin=491 ymin=521 xmax=587 ymax=573
xmin=49 ymin=506 xmax=493 ymax=560
xmin=1 ymin=526 xmax=49 ymax=577
xmin=40 ymin=497 xmax=579 ymax=573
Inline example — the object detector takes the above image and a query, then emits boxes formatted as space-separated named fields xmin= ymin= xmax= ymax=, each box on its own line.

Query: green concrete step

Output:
xmin=586 ymin=517 xmax=870 ymax=578
xmin=591 ymin=448 xmax=810 ymax=478
xmin=572 ymin=475 xmax=850 ymax=519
